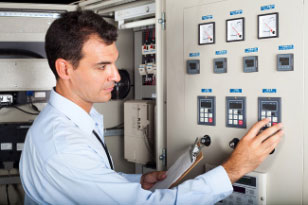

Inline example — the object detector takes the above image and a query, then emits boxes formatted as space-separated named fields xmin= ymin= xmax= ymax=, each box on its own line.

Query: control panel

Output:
xmin=226 ymin=97 xmax=246 ymax=128
xmin=277 ymin=54 xmax=294 ymax=71
xmin=218 ymin=172 xmax=267 ymax=205
xmin=214 ymin=58 xmax=227 ymax=73
xmin=0 ymin=122 xmax=32 ymax=169
xmin=187 ymin=59 xmax=200 ymax=74
xmin=243 ymin=56 xmax=258 ymax=73
xmin=258 ymin=97 xmax=281 ymax=128
xmin=169 ymin=0 xmax=307 ymax=204
xmin=198 ymin=96 xmax=215 ymax=126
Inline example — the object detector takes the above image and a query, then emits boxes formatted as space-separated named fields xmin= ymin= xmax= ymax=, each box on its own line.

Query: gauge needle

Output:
xmin=204 ymin=30 xmax=212 ymax=40
xmin=232 ymin=26 xmax=240 ymax=36
xmin=264 ymin=22 xmax=273 ymax=33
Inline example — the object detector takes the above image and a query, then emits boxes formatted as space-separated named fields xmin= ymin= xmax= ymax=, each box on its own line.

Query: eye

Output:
xmin=98 ymin=65 xmax=107 ymax=70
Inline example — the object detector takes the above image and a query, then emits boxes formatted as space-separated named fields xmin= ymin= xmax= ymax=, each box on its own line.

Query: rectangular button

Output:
xmin=229 ymin=115 xmax=233 ymax=119
xmin=204 ymin=118 xmax=209 ymax=122
xmin=200 ymin=118 xmax=205 ymax=122
xmin=267 ymin=111 xmax=272 ymax=116
xmin=200 ymin=113 xmax=204 ymax=117
xmin=229 ymin=120 xmax=233 ymax=125
xmin=204 ymin=113 xmax=209 ymax=117
xmin=233 ymin=110 xmax=238 ymax=114
xmin=267 ymin=123 xmax=271 ymax=127
xmin=262 ymin=111 xmax=266 ymax=116
xmin=238 ymin=115 xmax=243 ymax=120
xmin=239 ymin=120 xmax=243 ymax=125
xmin=209 ymin=113 xmax=213 ymax=118
xmin=233 ymin=115 xmax=238 ymax=120
xmin=204 ymin=109 xmax=209 ymax=113
xmin=233 ymin=120 xmax=238 ymax=125
xmin=272 ymin=117 xmax=278 ymax=122
xmin=229 ymin=109 xmax=234 ymax=114
xmin=209 ymin=118 xmax=213 ymax=123
xmin=200 ymin=108 xmax=204 ymax=112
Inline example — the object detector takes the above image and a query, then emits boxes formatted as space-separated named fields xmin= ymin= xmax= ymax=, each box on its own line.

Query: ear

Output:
xmin=55 ymin=58 xmax=73 ymax=80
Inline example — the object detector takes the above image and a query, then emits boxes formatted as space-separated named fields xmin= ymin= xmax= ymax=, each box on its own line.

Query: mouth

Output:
xmin=105 ymin=87 xmax=114 ymax=92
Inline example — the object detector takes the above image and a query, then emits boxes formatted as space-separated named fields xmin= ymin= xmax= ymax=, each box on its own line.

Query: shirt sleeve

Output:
xmin=41 ymin=150 xmax=232 ymax=205
xmin=118 ymin=172 xmax=142 ymax=183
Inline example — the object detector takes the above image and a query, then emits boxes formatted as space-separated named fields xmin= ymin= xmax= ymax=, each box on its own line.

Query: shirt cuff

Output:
xmin=119 ymin=173 xmax=142 ymax=183
xmin=201 ymin=165 xmax=233 ymax=196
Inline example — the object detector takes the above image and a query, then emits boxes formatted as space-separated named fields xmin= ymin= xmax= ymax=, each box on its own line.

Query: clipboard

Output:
xmin=150 ymin=138 xmax=204 ymax=191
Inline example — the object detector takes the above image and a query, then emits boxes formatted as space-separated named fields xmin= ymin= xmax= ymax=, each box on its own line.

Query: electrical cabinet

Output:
xmin=124 ymin=100 xmax=155 ymax=165
xmin=166 ymin=0 xmax=308 ymax=204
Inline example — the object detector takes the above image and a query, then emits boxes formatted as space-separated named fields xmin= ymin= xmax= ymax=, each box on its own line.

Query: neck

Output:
xmin=55 ymin=81 xmax=92 ymax=113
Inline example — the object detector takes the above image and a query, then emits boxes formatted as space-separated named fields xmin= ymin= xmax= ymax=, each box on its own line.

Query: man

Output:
xmin=20 ymin=10 xmax=283 ymax=204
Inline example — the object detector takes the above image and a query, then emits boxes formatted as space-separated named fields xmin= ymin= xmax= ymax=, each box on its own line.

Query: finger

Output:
xmin=261 ymin=130 xmax=284 ymax=154
xmin=158 ymin=171 xmax=167 ymax=181
xmin=244 ymin=118 xmax=270 ymax=140
xmin=256 ymin=123 xmax=283 ymax=144
xmin=144 ymin=171 xmax=165 ymax=184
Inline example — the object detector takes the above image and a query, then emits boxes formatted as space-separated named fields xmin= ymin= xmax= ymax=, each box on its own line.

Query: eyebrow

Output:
xmin=95 ymin=61 xmax=112 ymax=65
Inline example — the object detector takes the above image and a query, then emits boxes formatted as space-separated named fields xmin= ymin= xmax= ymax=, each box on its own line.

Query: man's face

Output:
xmin=68 ymin=35 xmax=120 ymax=105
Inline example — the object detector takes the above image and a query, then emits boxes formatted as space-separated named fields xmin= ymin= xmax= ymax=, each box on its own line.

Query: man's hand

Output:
xmin=222 ymin=118 xmax=284 ymax=183
xmin=140 ymin=171 xmax=167 ymax=190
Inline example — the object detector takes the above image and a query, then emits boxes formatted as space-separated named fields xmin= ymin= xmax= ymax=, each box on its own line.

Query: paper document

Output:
xmin=150 ymin=148 xmax=203 ymax=191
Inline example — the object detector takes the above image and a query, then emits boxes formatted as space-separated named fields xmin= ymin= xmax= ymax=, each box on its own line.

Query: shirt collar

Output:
xmin=49 ymin=88 xmax=102 ymax=136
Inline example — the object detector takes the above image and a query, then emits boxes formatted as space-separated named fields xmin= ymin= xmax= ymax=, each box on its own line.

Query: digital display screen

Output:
xmin=280 ymin=57 xmax=290 ymax=66
xmin=215 ymin=61 xmax=224 ymax=69
xmin=233 ymin=185 xmax=246 ymax=194
xmin=236 ymin=176 xmax=256 ymax=187
xmin=201 ymin=101 xmax=211 ymax=108
xmin=230 ymin=102 xmax=242 ymax=109
xmin=190 ymin=63 xmax=196 ymax=69
xmin=245 ymin=59 xmax=254 ymax=67
xmin=262 ymin=103 xmax=276 ymax=111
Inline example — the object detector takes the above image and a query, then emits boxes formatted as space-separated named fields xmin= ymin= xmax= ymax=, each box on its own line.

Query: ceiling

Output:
xmin=0 ymin=0 xmax=79 ymax=4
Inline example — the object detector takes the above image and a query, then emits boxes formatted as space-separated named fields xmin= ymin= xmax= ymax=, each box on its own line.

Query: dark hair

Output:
xmin=45 ymin=10 xmax=118 ymax=79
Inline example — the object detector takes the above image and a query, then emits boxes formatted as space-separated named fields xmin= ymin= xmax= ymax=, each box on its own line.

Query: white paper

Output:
xmin=150 ymin=148 xmax=194 ymax=191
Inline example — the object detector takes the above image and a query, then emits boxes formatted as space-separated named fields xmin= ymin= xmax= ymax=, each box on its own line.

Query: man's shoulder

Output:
xmin=28 ymin=104 xmax=90 ymax=160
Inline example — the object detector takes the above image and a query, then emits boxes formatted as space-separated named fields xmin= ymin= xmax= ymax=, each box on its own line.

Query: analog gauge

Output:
xmin=226 ymin=18 xmax=245 ymax=42
xmin=199 ymin=22 xmax=215 ymax=45
xmin=258 ymin=13 xmax=279 ymax=39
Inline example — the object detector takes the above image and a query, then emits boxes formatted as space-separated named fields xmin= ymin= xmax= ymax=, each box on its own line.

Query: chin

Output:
xmin=97 ymin=94 xmax=112 ymax=103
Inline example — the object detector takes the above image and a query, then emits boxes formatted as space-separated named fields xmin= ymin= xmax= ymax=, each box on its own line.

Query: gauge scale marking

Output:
xmin=199 ymin=22 xmax=215 ymax=45
xmin=226 ymin=18 xmax=245 ymax=42
xmin=258 ymin=12 xmax=279 ymax=39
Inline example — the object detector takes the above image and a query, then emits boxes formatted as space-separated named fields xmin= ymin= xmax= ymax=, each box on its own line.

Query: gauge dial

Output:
xmin=258 ymin=13 xmax=279 ymax=39
xmin=226 ymin=18 xmax=244 ymax=42
xmin=199 ymin=22 xmax=215 ymax=45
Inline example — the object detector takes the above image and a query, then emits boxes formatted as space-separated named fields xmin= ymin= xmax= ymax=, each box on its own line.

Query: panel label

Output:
xmin=262 ymin=89 xmax=277 ymax=93
xmin=189 ymin=52 xmax=200 ymax=57
xmin=1 ymin=143 xmax=13 ymax=151
xmin=230 ymin=89 xmax=242 ymax=93
xmin=17 ymin=143 xmax=24 ymax=151
xmin=201 ymin=89 xmax=213 ymax=93
xmin=215 ymin=50 xmax=227 ymax=55
xmin=278 ymin=45 xmax=294 ymax=50
xmin=245 ymin=47 xmax=259 ymax=53
xmin=261 ymin=4 xmax=275 ymax=11
xmin=230 ymin=9 xmax=243 ymax=16
xmin=202 ymin=15 xmax=213 ymax=20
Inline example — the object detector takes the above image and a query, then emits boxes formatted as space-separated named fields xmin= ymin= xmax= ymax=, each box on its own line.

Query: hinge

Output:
xmin=158 ymin=12 xmax=166 ymax=30
xmin=159 ymin=148 xmax=167 ymax=167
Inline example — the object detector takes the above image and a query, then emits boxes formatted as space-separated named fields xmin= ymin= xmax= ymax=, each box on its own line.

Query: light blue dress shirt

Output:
xmin=20 ymin=89 xmax=233 ymax=205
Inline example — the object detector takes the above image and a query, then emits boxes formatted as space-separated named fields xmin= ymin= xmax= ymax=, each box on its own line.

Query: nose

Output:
xmin=109 ymin=65 xmax=121 ymax=83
